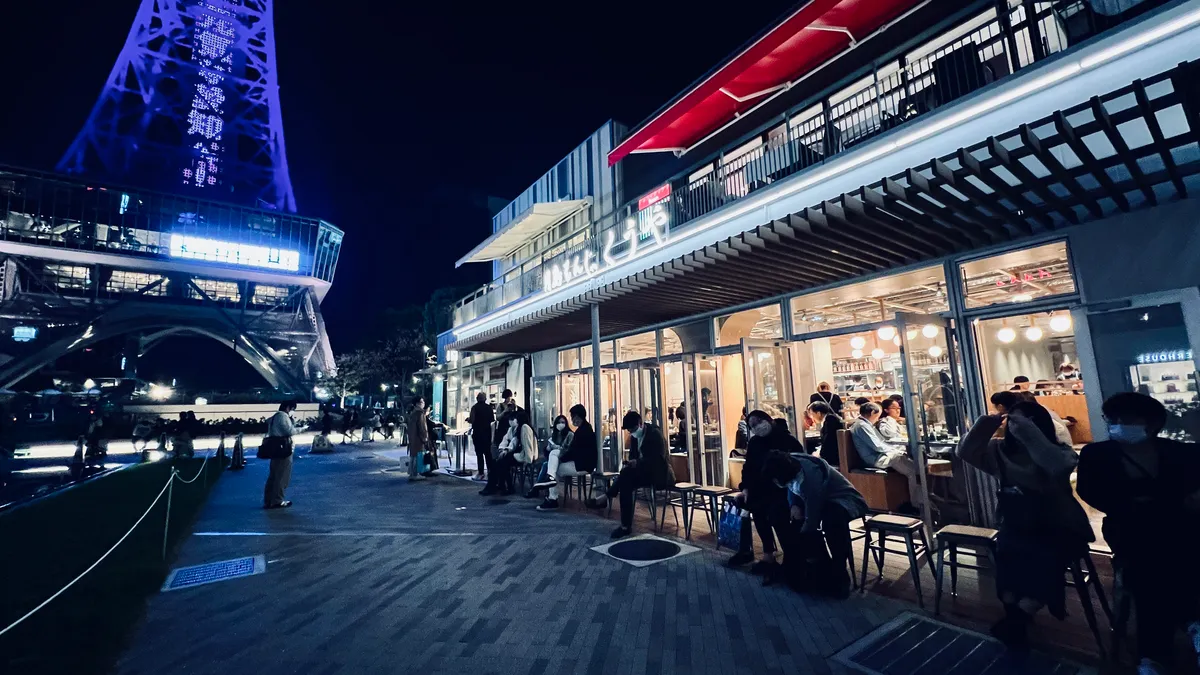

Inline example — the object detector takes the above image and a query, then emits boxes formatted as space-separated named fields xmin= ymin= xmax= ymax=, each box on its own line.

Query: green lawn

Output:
xmin=1 ymin=457 xmax=224 ymax=674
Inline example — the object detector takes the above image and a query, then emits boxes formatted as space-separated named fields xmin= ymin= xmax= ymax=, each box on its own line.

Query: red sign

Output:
xmin=996 ymin=268 xmax=1051 ymax=287
xmin=638 ymin=183 xmax=672 ymax=210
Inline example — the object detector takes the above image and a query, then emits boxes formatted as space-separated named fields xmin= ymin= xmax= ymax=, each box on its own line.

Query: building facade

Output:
xmin=441 ymin=0 xmax=1200 ymax=529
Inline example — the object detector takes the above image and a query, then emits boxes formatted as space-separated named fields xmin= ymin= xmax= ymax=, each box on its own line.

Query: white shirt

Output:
xmin=268 ymin=411 xmax=296 ymax=438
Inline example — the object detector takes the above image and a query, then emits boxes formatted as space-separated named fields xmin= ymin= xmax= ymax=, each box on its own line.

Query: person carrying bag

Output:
xmin=262 ymin=401 xmax=298 ymax=509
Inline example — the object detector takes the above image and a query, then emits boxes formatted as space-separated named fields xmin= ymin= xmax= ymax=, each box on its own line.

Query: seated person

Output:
xmin=482 ymin=411 xmax=537 ymax=496
xmin=764 ymin=451 xmax=867 ymax=598
xmin=850 ymin=402 xmax=924 ymax=510
xmin=526 ymin=414 xmax=572 ymax=498
xmin=536 ymin=410 xmax=591 ymax=511
xmin=876 ymin=398 xmax=905 ymax=441
xmin=587 ymin=410 xmax=675 ymax=539
xmin=808 ymin=402 xmax=844 ymax=466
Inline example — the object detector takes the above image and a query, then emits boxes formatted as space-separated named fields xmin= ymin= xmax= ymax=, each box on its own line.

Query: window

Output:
xmin=959 ymin=241 xmax=1076 ymax=309
xmin=559 ymin=348 xmax=580 ymax=371
xmin=252 ymin=284 xmax=290 ymax=305
xmin=188 ymin=278 xmax=240 ymax=302
xmin=791 ymin=266 xmax=948 ymax=335
xmin=44 ymin=264 xmax=90 ymax=291
xmin=714 ymin=304 xmax=782 ymax=347
xmin=660 ymin=328 xmax=682 ymax=357
xmin=616 ymin=331 xmax=656 ymax=362
xmin=107 ymin=271 xmax=166 ymax=295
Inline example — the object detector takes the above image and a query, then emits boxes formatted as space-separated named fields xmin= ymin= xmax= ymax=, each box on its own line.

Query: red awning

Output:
xmin=608 ymin=0 xmax=923 ymax=166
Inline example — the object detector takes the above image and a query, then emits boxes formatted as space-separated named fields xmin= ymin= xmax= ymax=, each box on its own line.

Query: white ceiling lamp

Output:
xmin=928 ymin=345 xmax=943 ymax=358
xmin=871 ymin=348 xmax=885 ymax=359
xmin=1025 ymin=326 xmax=1044 ymax=342
xmin=852 ymin=349 xmax=864 ymax=359
xmin=922 ymin=324 xmax=939 ymax=338
xmin=906 ymin=328 xmax=918 ymax=341
xmin=877 ymin=326 xmax=897 ymax=341
xmin=997 ymin=326 xmax=1017 ymax=343
xmin=1050 ymin=315 xmax=1072 ymax=332
xmin=850 ymin=336 xmax=866 ymax=350
xmin=892 ymin=335 xmax=901 ymax=346
xmin=1012 ymin=293 xmax=1034 ymax=303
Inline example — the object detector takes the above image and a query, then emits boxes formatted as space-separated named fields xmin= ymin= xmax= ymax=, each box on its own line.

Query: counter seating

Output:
xmin=836 ymin=429 xmax=910 ymax=512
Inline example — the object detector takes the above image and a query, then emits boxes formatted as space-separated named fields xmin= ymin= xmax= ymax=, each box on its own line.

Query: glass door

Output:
xmin=741 ymin=338 xmax=798 ymax=435
xmin=660 ymin=359 xmax=690 ymax=482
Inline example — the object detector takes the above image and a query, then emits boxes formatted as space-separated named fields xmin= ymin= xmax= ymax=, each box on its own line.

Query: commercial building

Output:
xmin=439 ymin=0 xmax=1200 ymax=528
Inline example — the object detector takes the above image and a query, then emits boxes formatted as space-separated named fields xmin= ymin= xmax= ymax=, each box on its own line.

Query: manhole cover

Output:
xmin=608 ymin=539 xmax=681 ymax=562
xmin=487 ymin=499 xmax=511 ymax=506
xmin=833 ymin=613 xmax=1094 ymax=675
xmin=162 ymin=555 xmax=266 ymax=592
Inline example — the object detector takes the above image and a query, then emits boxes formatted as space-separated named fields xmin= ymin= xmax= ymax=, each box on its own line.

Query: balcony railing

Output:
xmin=452 ymin=0 xmax=1169 ymax=330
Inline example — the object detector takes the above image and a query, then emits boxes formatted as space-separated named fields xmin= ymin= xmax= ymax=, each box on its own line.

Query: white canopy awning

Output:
xmin=455 ymin=199 xmax=590 ymax=267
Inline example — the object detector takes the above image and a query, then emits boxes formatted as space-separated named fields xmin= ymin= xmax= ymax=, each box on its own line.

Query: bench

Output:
xmin=836 ymin=429 xmax=909 ymax=512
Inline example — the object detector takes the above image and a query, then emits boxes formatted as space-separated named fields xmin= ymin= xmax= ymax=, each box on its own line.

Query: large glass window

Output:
xmin=959 ymin=241 xmax=1076 ymax=309
xmin=715 ymin=304 xmax=782 ymax=347
xmin=559 ymin=348 xmax=580 ymax=371
xmin=616 ymin=331 xmax=656 ymax=362
xmin=107 ymin=271 xmax=166 ymax=295
xmin=790 ymin=266 xmax=948 ymax=335
xmin=661 ymin=329 xmax=683 ymax=357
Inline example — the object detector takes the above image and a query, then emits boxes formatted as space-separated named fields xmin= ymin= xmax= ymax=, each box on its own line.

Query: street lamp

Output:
xmin=380 ymin=383 xmax=389 ymax=392
xmin=422 ymin=345 xmax=430 ymax=353
xmin=83 ymin=378 xmax=96 ymax=390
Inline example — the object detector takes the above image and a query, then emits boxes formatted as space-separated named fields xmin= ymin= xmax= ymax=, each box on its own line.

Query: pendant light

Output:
xmin=877 ymin=325 xmax=897 ymax=341
xmin=928 ymin=345 xmax=943 ymax=358
xmin=996 ymin=318 xmax=1016 ymax=344
xmin=850 ymin=336 xmax=866 ymax=350
xmin=1050 ymin=314 xmax=1072 ymax=333
xmin=1025 ymin=325 xmax=1044 ymax=342
xmin=922 ymin=324 xmax=939 ymax=338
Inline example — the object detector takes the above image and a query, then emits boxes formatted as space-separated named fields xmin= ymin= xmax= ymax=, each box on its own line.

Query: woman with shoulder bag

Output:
xmin=263 ymin=401 xmax=298 ymax=509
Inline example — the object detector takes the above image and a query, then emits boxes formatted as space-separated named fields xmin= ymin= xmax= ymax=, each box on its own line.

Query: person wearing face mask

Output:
xmin=957 ymin=399 xmax=1094 ymax=649
xmin=1077 ymin=393 xmax=1200 ymax=675
xmin=406 ymin=398 xmax=431 ymax=482
xmin=483 ymin=410 xmax=537 ymax=496
xmin=725 ymin=410 xmax=802 ymax=575
xmin=536 ymin=414 xmax=588 ymax=511
xmin=526 ymin=414 xmax=573 ymax=498
xmin=586 ymin=410 xmax=674 ymax=538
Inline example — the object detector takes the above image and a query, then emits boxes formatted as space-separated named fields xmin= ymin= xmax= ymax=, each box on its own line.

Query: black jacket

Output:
xmin=741 ymin=425 xmax=803 ymax=510
xmin=469 ymin=401 xmax=494 ymax=439
xmin=493 ymin=406 xmax=522 ymax=446
xmin=1077 ymin=437 xmax=1200 ymax=554
xmin=561 ymin=420 xmax=597 ymax=472
xmin=817 ymin=415 xmax=845 ymax=467
xmin=629 ymin=424 xmax=675 ymax=488
xmin=809 ymin=391 xmax=844 ymax=416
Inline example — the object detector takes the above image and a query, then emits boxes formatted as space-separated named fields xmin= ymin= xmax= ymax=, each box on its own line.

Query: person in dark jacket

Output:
xmin=469 ymin=393 xmax=494 ymax=481
xmin=1076 ymin=393 xmax=1200 ymax=674
xmin=587 ymin=410 xmax=675 ymax=539
xmin=809 ymin=381 xmax=844 ymax=416
xmin=727 ymin=410 xmax=803 ymax=574
xmin=808 ymin=401 xmax=844 ymax=466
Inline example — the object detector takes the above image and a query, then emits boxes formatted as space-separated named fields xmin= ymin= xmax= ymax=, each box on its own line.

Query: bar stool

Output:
xmin=590 ymin=471 xmax=619 ymax=518
xmin=932 ymin=524 xmax=998 ymax=614
xmin=693 ymin=485 xmax=735 ymax=543
xmin=657 ymin=482 xmax=699 ymax=535
xmin=860 ymin=514 xmax=935 ymax=609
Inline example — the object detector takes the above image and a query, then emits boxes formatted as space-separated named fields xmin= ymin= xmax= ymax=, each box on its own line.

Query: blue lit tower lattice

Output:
xmin=58 ymin=0 xmax=297 ymax=212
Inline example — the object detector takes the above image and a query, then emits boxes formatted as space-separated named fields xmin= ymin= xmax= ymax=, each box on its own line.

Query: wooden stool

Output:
xmin=933 ymin=524 xmax=998 ymax=614
xmin=860 ymin=514 xmax=935 ymax=608
xmin=590 ymin=471 xmax=619 ymax=517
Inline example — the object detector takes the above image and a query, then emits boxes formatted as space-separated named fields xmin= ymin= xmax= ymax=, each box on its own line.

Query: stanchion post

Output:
xmin=162 ymin=470 xmax=176 ymax=561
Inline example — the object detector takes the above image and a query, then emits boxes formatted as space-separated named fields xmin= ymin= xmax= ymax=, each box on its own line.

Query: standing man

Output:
xmin=407 ymin=397 xmax=430 ymax=481
xmin=263 ymin=401 xmax=297 ymax=509
xmin=469 ymin=392 xmax=494 ymax=481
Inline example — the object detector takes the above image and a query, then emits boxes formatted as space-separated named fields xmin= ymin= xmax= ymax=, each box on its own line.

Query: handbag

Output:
xmin=718 ymin=500 xmax=744 ymax=550
xmin=257 ymin=436 xmax=293 ymax=460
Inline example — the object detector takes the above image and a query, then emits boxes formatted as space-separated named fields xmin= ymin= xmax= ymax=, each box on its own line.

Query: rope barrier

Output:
xmin=0 ymin=453 xmax=221 ymax=639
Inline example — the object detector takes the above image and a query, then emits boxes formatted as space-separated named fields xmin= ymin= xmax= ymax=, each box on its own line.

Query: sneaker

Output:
xmin=536 ymin=499 xmax=559 ymax=512
xmin=472 ymin=473 xmax=486 ymax=482
xmin=611 ymin=526 xmax=631 ymax=539
xmin=1137 ymin=659 xmax=1167 ymax=675
xmin=265 ymin=500 xmax=292 ymax=509
xmin=725 ymin=551 xmax=755 ymax=568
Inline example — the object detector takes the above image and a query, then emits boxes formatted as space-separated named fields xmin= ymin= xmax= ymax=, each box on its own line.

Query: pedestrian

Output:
xmin=340 ymin=407 xmax=356 ymax=445
xmin=1076 ymin=393 xmax=1200 ymax=674
xmin=406 ymin=398 xmax=430 ymax=481
xmin=956 ymin=398 xmax=1094 ymax=648
xmin=725 ymin=409 xmax=801 ymax=575
xmin=263 ymin=401 xmax=297 ymax=509
xmin=469 ymin=392 xmax=494 ymax=481
xmin=763 ymin=451 xmax=866 ymax=597
xmin=586 ymin=410 xmax=674 ymax=538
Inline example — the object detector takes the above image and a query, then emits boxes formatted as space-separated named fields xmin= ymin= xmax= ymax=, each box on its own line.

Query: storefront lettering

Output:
xmin=543 ymin=196 xmax=670 ymax=293
xmin=1136 ymin=349 xmax=1194 ymax=364
xmin=996 ymin=268 xmax=1052 ymax=287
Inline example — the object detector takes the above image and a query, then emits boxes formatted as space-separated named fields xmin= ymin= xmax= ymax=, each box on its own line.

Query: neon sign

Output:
xmin=182 ymin=4 xmax=235 ymax=190
xmin=543 ymin=203 xmax=669 ymax=292
xmin=1136 ymin=349 xmax=1194 ymax=364
xmin=12 ymin=326 xmax=37 ymax=342
xmin=997 ymin=269 xmax=1052 ymax=287
xmin=169 ymin=234 xmax=301 ymax=272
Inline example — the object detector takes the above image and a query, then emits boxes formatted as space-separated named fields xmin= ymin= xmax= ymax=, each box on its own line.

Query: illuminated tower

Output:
xmin=58 ymin=0 xmax=297 ymax=212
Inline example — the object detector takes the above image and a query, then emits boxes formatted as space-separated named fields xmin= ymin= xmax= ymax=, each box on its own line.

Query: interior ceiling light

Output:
xmin=997 ymin=326 xmax=1017 ymax=343
xmin=928 ymin=345 xmax=943 ymax=358
xmin=1025 ymin=326 xmax=1044 ymax=342
xmin=1012 ymin=293 xmax=1034 ymax=302
xmin=850 ymin=336 xmax=866 ymax=350
xmin=852 ymin=349 xmax=863 ymax=359
xmin=877 ymin=326 xmax=896 ymax=341
xmin=906 ymin=328 xmax=918 ymax=340
xmin=922 ymin=324 xmax=939 ymax=338
xmin=892 ymin=335 xmax=901 ymax=346
xmin=1049 ymin=315 xmax=1072 ymax=332
xmin=871 ymin=348 xmax=885 ymax=359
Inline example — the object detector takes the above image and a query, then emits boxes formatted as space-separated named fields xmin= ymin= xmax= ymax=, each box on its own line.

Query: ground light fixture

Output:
xmin=1050 ymin=315 xmax=1073 ymax=332
xmin=194 ymin=397 xmax=208 ymax=406
xmin=149 ymin=383 xmax=172 ymax=400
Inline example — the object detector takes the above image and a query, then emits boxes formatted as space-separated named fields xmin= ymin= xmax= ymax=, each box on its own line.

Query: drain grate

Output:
xmin=833 ymin=613 xmax=1093 ymax=675
xmin=162 ymin=555 xmax=266 ymax=592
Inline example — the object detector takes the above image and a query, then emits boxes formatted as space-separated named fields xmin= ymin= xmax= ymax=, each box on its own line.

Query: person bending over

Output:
xmin=586 ymin=410 xmax=674 ymax=538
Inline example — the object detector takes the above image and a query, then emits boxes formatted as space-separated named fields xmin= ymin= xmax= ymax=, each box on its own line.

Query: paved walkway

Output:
xmin=114 ymin=443 xmax=909 ymax=675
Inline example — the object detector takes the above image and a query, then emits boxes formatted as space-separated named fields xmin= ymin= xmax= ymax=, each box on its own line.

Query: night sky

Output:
xmin=0 ymin=1 xmax=796 ymax=382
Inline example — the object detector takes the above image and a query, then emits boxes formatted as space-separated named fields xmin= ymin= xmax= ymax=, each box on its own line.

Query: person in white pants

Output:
xmin=537 ymin=406 xmax=597 ymax=511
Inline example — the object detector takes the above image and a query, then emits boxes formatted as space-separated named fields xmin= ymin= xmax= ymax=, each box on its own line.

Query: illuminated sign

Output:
xmin=169 ymin=234 xmax=301 ymax=272
xmin=12 ymin=326 xmax=37 ymax=342
xmin=638 ymin=183 xmax=671 ymax=210
xmin=182 ymin=5 xmax=236 ymax=190
xmin=543 ymin=202 xmax=670 ymax=293
xmin=997 ymin=269 xmax=1052 ymax=287
xmin=1136 ymin=349 xmax=1194 ymax=364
